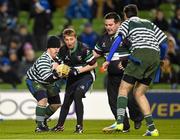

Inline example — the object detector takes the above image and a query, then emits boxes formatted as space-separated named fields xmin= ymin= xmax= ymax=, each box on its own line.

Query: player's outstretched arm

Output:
xmin=101 ymin=35 xmax=122 ymax=70
xmin=106 ymin=35 xmax=122 ymax=62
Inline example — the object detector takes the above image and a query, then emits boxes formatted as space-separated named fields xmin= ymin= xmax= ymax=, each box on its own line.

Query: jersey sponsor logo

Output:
xmin=77 ymin=56 xmax=82 ymax=61
xmin=102 ymin=42 xmax=106 ymax=48
xmin=80 ymin=85 xmax=85 ymax=90
xmin=65 ymin=55 xmax=70 ymax=61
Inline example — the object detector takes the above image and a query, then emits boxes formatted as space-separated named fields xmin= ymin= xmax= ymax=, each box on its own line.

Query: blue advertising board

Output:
xmin=146 ymin=91 xmax=180 ymax=119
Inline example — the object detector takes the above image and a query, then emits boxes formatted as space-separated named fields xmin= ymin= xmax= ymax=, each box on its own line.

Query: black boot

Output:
xmin=51 ymin=125 xmax=64 ymax=132
xmin=134 ymin=121 xmax=142 ymax=129
xmin=44 ymin=118 xmax=48 ymax=128
xmin=74 ymin=125 xmax=83 ymax=134
xmin=35 ymin=122 xmax=49 ymax=132
xmin=123 ymin=116 xmax=130 ymax=133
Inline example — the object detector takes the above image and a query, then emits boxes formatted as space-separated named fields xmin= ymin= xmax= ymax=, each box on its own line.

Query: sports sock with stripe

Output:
xmin=117 ymin=95 xmax=128 ymax=124
xmin=144 ymin=114 xmax=156 ymax=131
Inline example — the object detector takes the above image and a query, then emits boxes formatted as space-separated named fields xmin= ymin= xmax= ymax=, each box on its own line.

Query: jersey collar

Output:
xmin=129 ymin=16 xmax=139 ymax=21
xmin=70 ymin=41 xmax=78 ymax=54
xmin=46 ymin=52 xmax=55 ymax=62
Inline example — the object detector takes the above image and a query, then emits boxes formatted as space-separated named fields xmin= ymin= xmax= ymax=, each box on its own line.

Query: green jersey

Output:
xmin=117 ymin=16 xmax=167 ymax=53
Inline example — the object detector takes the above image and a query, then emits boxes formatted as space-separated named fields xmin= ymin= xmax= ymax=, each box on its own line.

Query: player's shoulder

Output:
xmin=78 ymin=41 xmax=89 ymax=49
xmin=59 ymin=45 xmax=68 ymax=52
xmin=39 ymin=52 xmax=49 ymax=60
xmin=57 ymin=45 xmax=68 ymax=59
xmin=98 ymin=32 xmax=110 ymax=42
xmin=78 ymin=41 xmax=92 ymax=55
xmin=140 ymin=18 xmax=155 ymax=28
xmin=128 ymin=17 xmax=151 ymax=23
xmin=140 ymin=18 xmax=152 ymax=23
xmin=36 ymin=52 xmax=50 ymax=64
xmin=122 ymin=19 xmax=129 ymax=24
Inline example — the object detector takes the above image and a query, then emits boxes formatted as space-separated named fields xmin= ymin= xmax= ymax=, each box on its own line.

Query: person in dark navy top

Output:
xmin=94 ymin=12 xmax=143 ymax=132
xmin=52 ymin=28 xmax=97 ymax=133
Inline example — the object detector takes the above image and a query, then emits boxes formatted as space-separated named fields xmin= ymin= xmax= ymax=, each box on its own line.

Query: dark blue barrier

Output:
xmin=146 ymin=91 xmax=180 ymax=119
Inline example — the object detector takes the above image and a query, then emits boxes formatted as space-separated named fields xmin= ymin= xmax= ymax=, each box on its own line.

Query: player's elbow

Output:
xmin=89 ymin=61 xmax=97 ymax=69
xmin=93 ymin=62 xmax=98 ymax=68
xmin=88 ymin=58 xmax=97 ymax=66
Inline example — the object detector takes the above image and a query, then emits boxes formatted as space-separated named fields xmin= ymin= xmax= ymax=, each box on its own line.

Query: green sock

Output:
xmin=36 ymin=105 xmax=46 ymax=126
xmin=117 ymin=95 xmax=128 ymax=124
xmin=45 ymin=105 xmax=54 ymax=119
xmin=144 ymin=114 xmax=156 ymax=131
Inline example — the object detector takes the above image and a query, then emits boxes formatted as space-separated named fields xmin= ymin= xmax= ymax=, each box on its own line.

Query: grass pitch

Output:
xmin=0 ymin=119 xmax=180 ymax=139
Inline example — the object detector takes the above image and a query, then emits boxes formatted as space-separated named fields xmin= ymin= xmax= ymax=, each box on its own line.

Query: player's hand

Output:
xmin=52 ymin=62 xmax=59 ymax=70
xmin=102 ymin=61 xmax=110 ymax=70
xmin=68 ymin=67 xmax=79 ymax=77
xmin=118 ymin=61 xmax=125 ymax=70
xmin=99 ymin=66 xmax=106 ymax=73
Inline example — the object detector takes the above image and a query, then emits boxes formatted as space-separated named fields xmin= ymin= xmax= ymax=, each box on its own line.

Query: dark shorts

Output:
xmin=26 ymin=79 xmax=61 ymax=104
xmin=124 ymin=48 xmax=160 ymax=84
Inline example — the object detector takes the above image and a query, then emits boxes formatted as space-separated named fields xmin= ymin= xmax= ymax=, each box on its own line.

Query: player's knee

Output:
xmin=38 ymin=98 xmax=48 ymax=106
xmin=134 ymin=91 xmax=144 ymax=98
xmin=119 ymin=87 xmax=129 ymax=96
xmin=134 ymin=85 xmax=148 ymax=97
xmin=75 ymin=87 xmax=86 ymax=98
xmin=35 ymin=90 xmax=47 ymax=101
xmin=50 ymin=104 xmax=61 ymax=111
xmin=119 ymin=80 xmax=133 ymax=96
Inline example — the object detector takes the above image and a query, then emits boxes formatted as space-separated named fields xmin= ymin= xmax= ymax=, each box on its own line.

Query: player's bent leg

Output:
xmin=118 ymin=80 xmax=134 ymax=97
xmin=116 ymin=79 xmax=134 ymax=131
xmin=134 ymin=82 xmax=159 ymax=136
xmin=44 ymin=95 xmax=61 ymax=128
xmin=51 ymin=93 xmax=74 ymax=132
xmin=74 ymin=92 xmax=84 ymax=134
xmin=133 ymin=83 xmax=150 ymax=115
xmin=73 ymin=76 xmax=93 ymax=134
xmin=127 ymin=89 xmax=143 ymax=129
xmin=35 ymin=98 xmax=49 ymax=132
xmin=44 ymin=104 xmax=61 ymax=127
xmin=102 ymin=78 xmax=134 ymax=134
xmin=51 ymin=104 xmax=61 ymax=109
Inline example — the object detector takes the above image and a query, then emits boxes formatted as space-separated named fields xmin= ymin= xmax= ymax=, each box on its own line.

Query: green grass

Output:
xmin=0 ymin=119 xmax=180 ymax=139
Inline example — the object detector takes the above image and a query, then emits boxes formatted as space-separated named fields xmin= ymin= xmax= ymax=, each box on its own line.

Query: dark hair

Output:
xmin=63 ymin=28 xmax=76 ymax=38
xmin=123 ymin=4 xmax=138 ymax=18
xmin=104 ymin=12 xmax=121 ymax=23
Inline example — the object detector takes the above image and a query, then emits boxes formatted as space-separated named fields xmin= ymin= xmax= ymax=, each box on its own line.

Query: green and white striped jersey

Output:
xmin=117 ymin=16 xmax=167 ymax=52
xmin=27 ymin=52 xmax=55 ymax=85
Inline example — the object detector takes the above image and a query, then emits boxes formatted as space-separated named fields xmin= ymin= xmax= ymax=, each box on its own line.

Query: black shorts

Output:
xmin=48 ymin=94 xmax=61 ymax=104
xmin=123 ymin=74 xmax=152 ymax=86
